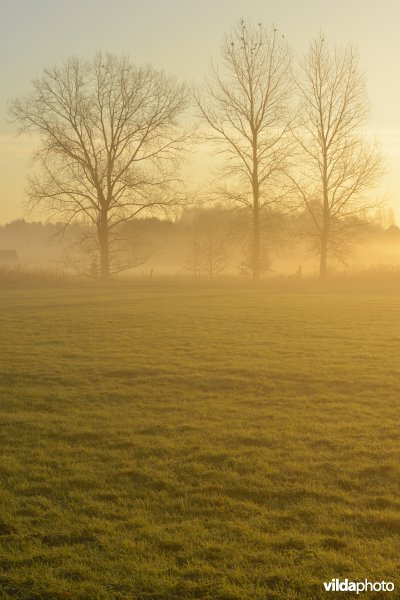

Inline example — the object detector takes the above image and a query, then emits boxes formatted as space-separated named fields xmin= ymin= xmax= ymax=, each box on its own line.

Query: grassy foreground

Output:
xmin=0 ymin=282 xmax=399 ymax=599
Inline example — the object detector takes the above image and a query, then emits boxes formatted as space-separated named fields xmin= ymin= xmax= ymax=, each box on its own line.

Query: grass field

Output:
xmin=0 ymin=281 xmax=399 ymax=599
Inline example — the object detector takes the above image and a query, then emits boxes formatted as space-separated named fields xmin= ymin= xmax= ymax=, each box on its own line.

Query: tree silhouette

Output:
xmin=10 ymin=54 xmax=188 ymax=278
xmin=194 ymin=20 xmax=294 ymax=281
xmin=293 ymin=35 xmax=384 ymax=278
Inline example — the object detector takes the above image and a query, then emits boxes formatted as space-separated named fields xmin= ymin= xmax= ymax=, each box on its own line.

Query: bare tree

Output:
xmin=194 ymin=20 xmax=294 ymax=281
xmin=293 ymin=35 xmax=384 ymax=278
xmin=181 ymin=205 xmax=234 ymax=279
xmin=9 ymin=54 xmax=188 ymax=278
xmin=184 ymin=230 xmax=231 ymax=280
xmin=182 ymin=235 xmax=202 ymax=279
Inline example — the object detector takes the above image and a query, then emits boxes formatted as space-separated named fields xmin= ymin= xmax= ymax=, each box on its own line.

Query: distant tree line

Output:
xmin=8 ymin=20 xmax=385 ymax=280
xmin=1 ymin=209 xmax=398 ymax=278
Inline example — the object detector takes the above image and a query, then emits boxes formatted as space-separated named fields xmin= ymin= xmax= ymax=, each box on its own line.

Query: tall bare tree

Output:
xmin=10 ymin=54 xmax=188 ymax=278
xmin=294 ymin=35 xmax=384 ymax=278
xmin=182 ymin=207 xmax=232 ymax=279
xmin=194 ymin=20 xmax=294 ymax=281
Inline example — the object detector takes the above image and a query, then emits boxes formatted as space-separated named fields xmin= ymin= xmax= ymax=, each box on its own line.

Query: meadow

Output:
xmin=0 ymin=281 xmax=399 ymax=599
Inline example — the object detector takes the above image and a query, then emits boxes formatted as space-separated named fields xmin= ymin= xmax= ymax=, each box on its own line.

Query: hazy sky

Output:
xmin=1 ymin=0 xmax=399 ymax=224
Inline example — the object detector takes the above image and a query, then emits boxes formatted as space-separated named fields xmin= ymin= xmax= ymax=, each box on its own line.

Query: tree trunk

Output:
xmin=320 ymin=150 xmax=329 ymax=280
xmin=252 ymin=204 xmax=260 ymax=281
xmin=252 ymin=151 xmax=260 ymax=282
xmin=319 ymin=226 xmax=328 ymax=280
xmin=98 ymin=211 xmax=110 ymax=279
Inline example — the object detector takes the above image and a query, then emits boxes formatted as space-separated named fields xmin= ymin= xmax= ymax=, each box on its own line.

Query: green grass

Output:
xmin=0 ymin=282 xmax=399 ymax=599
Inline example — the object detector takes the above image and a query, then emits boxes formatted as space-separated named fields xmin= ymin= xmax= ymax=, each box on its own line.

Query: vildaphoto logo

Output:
xmin=323 ymin=579 xmax=395 ymax=594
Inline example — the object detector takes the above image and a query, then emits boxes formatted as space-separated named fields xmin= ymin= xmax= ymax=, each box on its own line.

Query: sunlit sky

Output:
xmin=1 ymin=0 xmax=399 ymax=224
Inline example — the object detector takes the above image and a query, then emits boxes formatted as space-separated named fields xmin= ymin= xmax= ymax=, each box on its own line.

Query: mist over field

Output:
xmin=1 ymin=210 xmax=400 ymax=280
